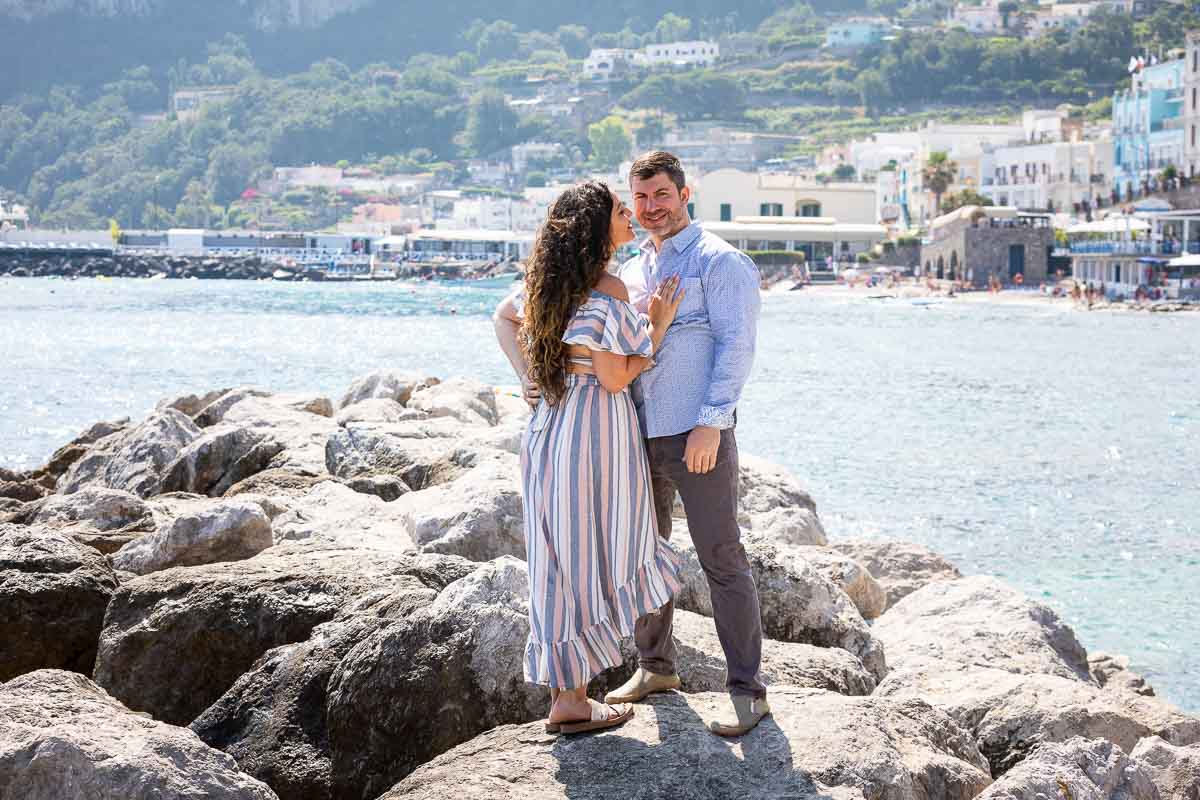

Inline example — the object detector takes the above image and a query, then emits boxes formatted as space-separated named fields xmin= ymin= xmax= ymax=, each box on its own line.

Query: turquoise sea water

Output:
xmin=2 ymin=276 xmax=1198 ymax=711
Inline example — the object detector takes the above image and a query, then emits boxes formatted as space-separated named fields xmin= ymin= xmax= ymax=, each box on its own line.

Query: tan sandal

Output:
xmin=558 ymin=700 xmax=634 ymax=735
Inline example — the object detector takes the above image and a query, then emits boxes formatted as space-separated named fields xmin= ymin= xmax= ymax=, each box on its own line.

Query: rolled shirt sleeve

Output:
xmin=697 ymin=251 xmax=761 ymax=429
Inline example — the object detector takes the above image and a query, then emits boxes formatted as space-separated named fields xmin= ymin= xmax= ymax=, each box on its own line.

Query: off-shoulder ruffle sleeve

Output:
xmin=562 ymin=293 xmax=653 ymax=358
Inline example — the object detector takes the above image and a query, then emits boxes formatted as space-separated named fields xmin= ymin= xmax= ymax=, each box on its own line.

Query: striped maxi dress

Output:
xmin=520 ymin=290 xmax=682 ymax=689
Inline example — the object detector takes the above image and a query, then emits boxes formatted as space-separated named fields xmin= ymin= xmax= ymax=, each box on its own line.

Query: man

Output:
xmin=603 ymin=151 xmax=768 ymax=736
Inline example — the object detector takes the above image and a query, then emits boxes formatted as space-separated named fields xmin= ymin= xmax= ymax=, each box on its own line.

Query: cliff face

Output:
xmin=0 ymin=0 xmax=373 ymax=30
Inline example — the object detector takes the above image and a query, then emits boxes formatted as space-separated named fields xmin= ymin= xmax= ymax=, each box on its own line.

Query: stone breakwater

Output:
xmin=1 ymin=372 xmax=1197 ymax=800
xmin=0 ymin=252 xmax=277 ymax=280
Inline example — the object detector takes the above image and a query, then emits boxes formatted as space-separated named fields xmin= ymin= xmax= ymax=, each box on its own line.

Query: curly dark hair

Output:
xmin=521 ymin=180 xmax=615 ymax=406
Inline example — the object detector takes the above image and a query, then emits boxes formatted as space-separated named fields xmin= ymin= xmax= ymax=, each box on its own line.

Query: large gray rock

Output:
xmin=829 ymin=539 xmax=963 ymax=609
xmin=324 ymin=418 xmax=475 ymax=490
xmin=191 ymin=557 xmax=474 ymax=800
xmin=737 ymin=454 xmax=827 ymax=546
xmin=93 ymin=545 xmax=452 ymax=726
xmin=160 ymin=424 xmax=285 ymax=497
xmin=0 ymin=525 xmax=119 ymax=681
xmin=337 ymin=370 xmax=437 ymax=409
xmin=335 ymin=398 xmax=427 ymax=426
xmin=792 ymin=546 xmax=888 ymax=620
xmin=218 ymin=396 xmax=340 ymax=476
xmin=0 ymin=670 xmax=278 ymax=800
xmin=875 ymin=657 xmax=1200 ymax=777
xmin=974 ymin=737 xmax=1160 ymax=800
xmin=157 ymin=388 xmax=230 ymax=418
xmin=674 ymin=535 xmax=886 ymax=681
xmin=1091 ymin=652 xmax=1157 ymax=697
xmin=325 ymin=557 xmax=544 ymax=799
xmin=390 ymin=454 xmax=523 ymax=561
xmin=1131 ymin=737 xmax=1200 ymax=800
xmin=57 ymin=409 xmax=201 ymax=497
xmin=224 ymin=468 xmax=327 ymax=498
xmin=874 ymin=576 xmax=1092 ymax=682
xmin=381 ymin=688 xmax=992 ymax=800
xmin=30 ymin=486 xmax=156 ymax=553
xmin=670 ymin=609 xmax=876 ymax=696
xmin=110 ymin=498 xmax=273 ymax=575
xmin=406 ymin=377 xmax=498 ymax=426
xmin=31 ymin=486 xmax=154 ymax=532
xmin=37 ymin=417 xmax=133 ymax=480
xmin=269 ymin=481 xmax=416 ymax=551
xmin=193 ymin=387 xmax=274 ymax=427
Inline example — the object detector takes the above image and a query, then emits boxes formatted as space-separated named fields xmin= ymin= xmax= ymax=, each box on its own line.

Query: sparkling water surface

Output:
xmin=2 ymin=276 xmax=1197 ymax=711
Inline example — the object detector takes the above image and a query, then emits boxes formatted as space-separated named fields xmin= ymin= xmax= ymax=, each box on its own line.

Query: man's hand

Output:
xmin=520 ymin=376 xmax=541 ymax=408
xmin=683 ymin=426 xmax=721 ymax=474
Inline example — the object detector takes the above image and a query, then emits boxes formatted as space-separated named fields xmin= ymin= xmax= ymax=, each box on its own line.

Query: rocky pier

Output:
xmin=1 ymin=371 xmax=1197 ymax=800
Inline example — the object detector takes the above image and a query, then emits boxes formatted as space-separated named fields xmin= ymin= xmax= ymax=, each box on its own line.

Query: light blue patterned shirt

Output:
xmin=619 ymin=223 xmax=761 ymax=439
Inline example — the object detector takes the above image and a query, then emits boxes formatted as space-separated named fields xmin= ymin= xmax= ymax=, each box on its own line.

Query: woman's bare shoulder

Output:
xmin=593 ymin=274 xmax=630 ymax=303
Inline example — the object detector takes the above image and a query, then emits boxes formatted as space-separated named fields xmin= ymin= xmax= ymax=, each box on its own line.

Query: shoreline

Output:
xmin=771 ymin=281 xmax=1200 ymax=313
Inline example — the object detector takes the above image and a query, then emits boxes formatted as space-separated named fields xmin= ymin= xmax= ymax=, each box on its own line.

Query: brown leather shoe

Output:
xmin=708 ymin=695 xmax=771 ymax=737
xmin=603 ymin=667 xmax=681 ymax=704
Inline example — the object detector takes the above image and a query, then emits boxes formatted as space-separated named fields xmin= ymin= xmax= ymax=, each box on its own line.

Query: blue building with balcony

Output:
xmin=1112 ymin=59 xmax=1185 ymax=198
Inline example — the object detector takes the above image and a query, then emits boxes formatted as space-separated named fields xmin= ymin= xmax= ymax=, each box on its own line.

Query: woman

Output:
xmin=493 ymin=180 xmax=683 ymax=734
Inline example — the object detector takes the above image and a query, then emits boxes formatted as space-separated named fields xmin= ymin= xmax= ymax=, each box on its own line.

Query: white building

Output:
xmin=638 ymin=40 xmax=719 ymax=68
xmin=948 ymin=2 xmax=1005 ymax=34
xmin=702 ymin=217 xmax=887 ymax=265
xmin=582 ymin=48 xmax=635 ymax=81
xmin=980 ymin=139 xmax=1106 ymax=212
xmin=511 ymin=142 xmax=566 ymax=173
xmin=582 ymin=40 xmax=719 ymax=80
xmin=690 ymin=168 xmax=879 ymax=226
xmin=0 ymin=202 xmax=30 ymax=231
xmin=1184 ymin=30 xmax=1200 ymax=178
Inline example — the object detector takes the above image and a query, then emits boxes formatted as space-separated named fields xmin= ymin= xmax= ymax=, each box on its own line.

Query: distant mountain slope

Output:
xmin=0 ymin=0 xmax=788 ymax=101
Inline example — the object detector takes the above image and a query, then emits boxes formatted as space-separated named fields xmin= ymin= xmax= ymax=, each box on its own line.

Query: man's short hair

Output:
xmin=629 ymin=151 xmax=686 ymax=192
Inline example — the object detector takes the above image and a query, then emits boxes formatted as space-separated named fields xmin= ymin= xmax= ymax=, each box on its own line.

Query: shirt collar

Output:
xmin=640 ymin=222 xmax=702 ymax=257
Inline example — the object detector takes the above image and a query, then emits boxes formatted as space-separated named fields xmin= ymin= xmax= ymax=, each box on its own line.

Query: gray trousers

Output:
xmin=635 ymin=427 xmax=767 ymax=699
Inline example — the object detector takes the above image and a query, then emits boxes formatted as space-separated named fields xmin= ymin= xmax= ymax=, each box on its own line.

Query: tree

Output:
xmin=867 ymin=0 xmax=905 ymax=17
xmin=832 ymin=164 xmax=856 ymax=181
xmin=588 ymin=116 xmax=632 ymax=170
xmin=922 ymin=152 xmax=958 ymax=218
xmin=654 ymin=13 xmax=693 ymax=43
xmin=556 ymin=24 xmax=591 ymax=59
xmin=637 ymin=117 xmax=665 ymax=148
xmin=465 ymin=90 xmax=521 ymax=157
xmin=475 ymin=21 xmax=520 ymax=64
xmin=940 ymin=188 xmax=993 ymax=213
xmin=174 ymin=179 xmax=214 ymax=227
xmin=856 ymin=69 xmax=890 ymax=115
xmin=206 ymin=142 xmax=266 ymax=209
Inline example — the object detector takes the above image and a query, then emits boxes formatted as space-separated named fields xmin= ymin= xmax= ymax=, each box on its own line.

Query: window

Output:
xmin=720 ymin=203 xmax=732 ymax=222
xmin=759 ymin=202 xmax=783 ymax=216
xmin=800 ymin=202 xmax=821 ymax=217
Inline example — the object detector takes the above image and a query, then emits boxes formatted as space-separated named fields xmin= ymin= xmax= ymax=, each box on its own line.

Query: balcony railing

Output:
xmin=1068 ymin=240 xmax=1200 ymax=255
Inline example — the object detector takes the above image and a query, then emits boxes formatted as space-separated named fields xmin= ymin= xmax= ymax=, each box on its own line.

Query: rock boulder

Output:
xmin=0 ymin=525 xmax=119 ymax=681
xmin=829 ymin=539 xmax=963 ymax=609
xmin=381 ymin=688 xmax=991 ymax=800
xmin=57 ymin=409 xmax=201 ymax=498
xmin=674 ymin=536 xmax=886 ymax=681
xmin=93 ymin=545 xmax=461 ymax=725
xmin=973 ymin=737 xmax=1160 ymax=800
xmin=0 ymin=669 xmax=277 ymax=800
